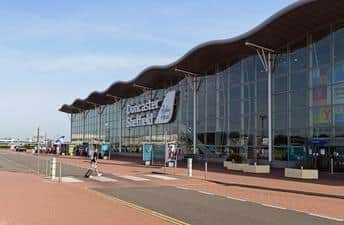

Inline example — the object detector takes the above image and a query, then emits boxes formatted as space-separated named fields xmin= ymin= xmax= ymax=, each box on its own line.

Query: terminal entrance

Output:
xmin=309 ymin=144 xmax=330 ymax=171
xmin=308 ymin=143 xmax=344 ymax=172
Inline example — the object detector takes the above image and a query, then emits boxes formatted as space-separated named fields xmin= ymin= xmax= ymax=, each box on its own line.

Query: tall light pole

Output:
xmin=174 ymin=68 xmax=199 ymax=156
xmin=245 ymin=42 xmax=275 ymax=163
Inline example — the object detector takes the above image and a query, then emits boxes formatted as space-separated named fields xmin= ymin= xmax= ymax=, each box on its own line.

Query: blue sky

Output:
xmin=0 ymin=0 xmax=293 ymax=139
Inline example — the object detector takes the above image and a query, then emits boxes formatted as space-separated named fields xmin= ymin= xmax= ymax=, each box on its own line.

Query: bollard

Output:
xmin=187 ymin=158 xmax=192 ymax=177
xmin=204 ymin=161 xmax=208 ymax=180
xmin=51 ymin=157 xmax=57 ymax=180
xmin=59 ymin=161 xmax=62 ymax=183
xmin=37 ymin=158 xmax=40 ymax=175
xmin=45 ymin=159 xmax=49 ymax=177
xmin=331 ymin=158 xmax=334 ymax=174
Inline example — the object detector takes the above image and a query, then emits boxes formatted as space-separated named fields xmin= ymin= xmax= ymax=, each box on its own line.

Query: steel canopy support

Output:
xmin=245 ymin=42 xmax=275 ymax=163
xmin=175 ymin=68 xmax=200 ymax=156
xmin=85 ymin=101 xmax=104 ymax=145
xmin=106 ymin=94 xmax=123 ymax=153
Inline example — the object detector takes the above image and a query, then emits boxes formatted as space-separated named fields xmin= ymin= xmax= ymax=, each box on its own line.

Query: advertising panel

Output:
xmin=142 ymin=143 xmax=153 ymax=162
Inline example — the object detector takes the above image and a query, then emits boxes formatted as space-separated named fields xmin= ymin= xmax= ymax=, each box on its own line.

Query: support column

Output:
xmin=268 ymin=52 xmax=272 ymax=163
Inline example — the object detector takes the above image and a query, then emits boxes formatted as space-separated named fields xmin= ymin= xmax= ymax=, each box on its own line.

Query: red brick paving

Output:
xmin=0 ymin=171 xmax=174 ymax=225
xmin=10 ymin=150 xmax=344 ymax=220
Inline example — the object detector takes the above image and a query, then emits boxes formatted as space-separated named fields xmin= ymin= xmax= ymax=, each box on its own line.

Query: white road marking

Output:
xmin=308 ymin=213 xmax=344 ymax=222
xmin=61 ymin=177 xmax=83 ymax=183
xmin=90 ymin=176 xmax=118 ymax=182
xmin=176 ymin=186 xmax=189 ymax=190
xmin=119 ymin=175 xmax=150 ymax=181
xmin=198 ymin=191 xmax=215 ymax=195
xmin=226 ymin=196 xmax=247 ymax=202
xmin=261 ymin=203 xmax=286 ymax=210
xmin=145 ymin=174 xmax=178 ymax=180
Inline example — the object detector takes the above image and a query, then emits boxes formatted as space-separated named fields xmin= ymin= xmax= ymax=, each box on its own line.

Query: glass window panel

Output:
xmin=230 ymin=63 xmax=241 ymax=85
xmin=256 ymin=57 xmax=267 ymax=80
xmin=290 ymin=38 xmax=308 ymax=72
xmin=275 ymin=52 xmax=289 ymax=75
xmin=244 ymin=100 xmax=255 ymax=115
xmin=243 ymin=57 xmax=255 ymax=82
xmin=335 ymin=127 xmax=344 ymax=137
xmin=291 ymin=70 xmax=309 ymax=91
xmin=311 ymin=86 xmax=330 ymax=106
xmin=273 ymin=93 xmax=288 ymax=113
xmin=274 ymin=76 xmax=288 ymax=93
xmin=311 ymin=66 xmax=331 ymax=87
xmin=257 ymin=79 xmax=268 ymax=97
xmin=334 ymin=22 xmax=344 ymax=63
xmin=273 ymin=147 xmax=288 ymax=161
xmin=290 ymin=128 xmax=308 ymax=145
xmin=273 ymin=129 xmax=288 ymax=146
xmin=291 ymin=108 xmax=309 ymax=129
xmin=311 ymin=106 xmax=331 ymax=126
xmin=244 ymin=83 xmax=255 ymax=99
xmin=229 ymin=100 xmax=241 ymax=118
xmin=230 ymin=86 xmax=241 ymax=100
xmin=274 ymin=112 xmax=288 ymax=129
xmin=334 ymin=105 xmax=344 ymax=126
xmin=334 ymin=62 xmax=344 ymax=82
xmin=311 ymin=28 xmax=331 ymax=66
xmin=290 ymin=90 xmax=309 ymax=110
xmin=312 ymin=127 xmax=332 ymax=138
xmin=333 ymin=83 xmax=344 ymax=104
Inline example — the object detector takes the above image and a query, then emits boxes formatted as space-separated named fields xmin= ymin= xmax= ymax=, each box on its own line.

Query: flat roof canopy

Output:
xmin=60 ymin=0 xmax=344 ymax=113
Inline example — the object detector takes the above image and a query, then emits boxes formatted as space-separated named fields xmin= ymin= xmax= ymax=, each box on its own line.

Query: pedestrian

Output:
xmin=84 ymin=147 xmax=102 ymax=178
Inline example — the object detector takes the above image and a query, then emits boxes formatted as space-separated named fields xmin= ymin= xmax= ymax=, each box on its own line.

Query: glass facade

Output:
xmin=70 ymin=22 xmax=344 ymax=170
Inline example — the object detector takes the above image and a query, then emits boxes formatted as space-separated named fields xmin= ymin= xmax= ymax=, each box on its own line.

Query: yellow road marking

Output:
xmin=85 ymin=187 xmax=190 ymax=225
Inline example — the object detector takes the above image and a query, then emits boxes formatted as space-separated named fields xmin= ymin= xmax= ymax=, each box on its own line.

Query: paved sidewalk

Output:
xmin=0 ymin=171 xmax=174 ymax=225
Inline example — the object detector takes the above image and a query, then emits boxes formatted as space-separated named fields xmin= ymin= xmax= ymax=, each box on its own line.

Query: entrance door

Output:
xmin=311 ymin=145 xmax=330 ymax=171
xmin=333 ymin=146 xmax=344 ymax=172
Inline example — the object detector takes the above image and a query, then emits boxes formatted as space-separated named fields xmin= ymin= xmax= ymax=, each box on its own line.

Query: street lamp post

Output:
xmin=106 ymin=94 xmax=122 ymax=153
xmin=245 ymin=42 xmax=275 ymax=163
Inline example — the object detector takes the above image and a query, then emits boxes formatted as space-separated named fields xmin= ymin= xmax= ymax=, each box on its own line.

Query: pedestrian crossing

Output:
xmin=90 ymin=176 xmax=118 ymax=182
xmin=117 ymin=175 xmax=150 ymax=181
xmin=60 ymin=174 xmax=178 ymax=183
xmin=145 ymin=174 xmax=178 ymax=180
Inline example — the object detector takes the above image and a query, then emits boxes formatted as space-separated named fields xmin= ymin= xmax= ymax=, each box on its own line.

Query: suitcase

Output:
xmin=84 ymin=169 xmax=93 ymax=178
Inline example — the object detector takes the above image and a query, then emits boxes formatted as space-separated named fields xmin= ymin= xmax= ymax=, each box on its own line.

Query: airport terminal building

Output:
xmin=60 ymin=0 xmax=344 ymax=171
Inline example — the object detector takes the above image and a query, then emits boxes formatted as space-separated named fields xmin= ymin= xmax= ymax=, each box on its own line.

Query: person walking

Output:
xmin=84 ymin=147 xmax=102 ymax=178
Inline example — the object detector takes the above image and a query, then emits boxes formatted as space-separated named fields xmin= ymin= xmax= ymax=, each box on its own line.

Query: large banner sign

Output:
xmin=126 ymin=90 xmax=176 ymax=128
xmin=155 ymin=90 xmax=176 ymax=124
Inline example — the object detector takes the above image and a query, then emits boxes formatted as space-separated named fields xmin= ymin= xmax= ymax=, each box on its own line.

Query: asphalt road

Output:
xmin=95 ymin=186 xmax=343 ymax=225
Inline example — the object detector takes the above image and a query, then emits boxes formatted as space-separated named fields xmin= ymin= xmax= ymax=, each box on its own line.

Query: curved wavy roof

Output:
xmin=60 ymin=0 xmax=344 ymax=114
